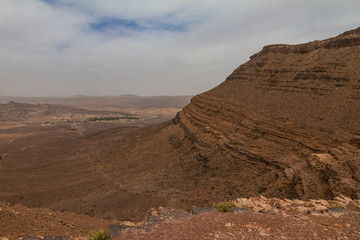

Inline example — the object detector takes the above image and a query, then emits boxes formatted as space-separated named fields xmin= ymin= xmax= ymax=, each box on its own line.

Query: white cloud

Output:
xmin=0 ymin=0 xmax=359 ymax=96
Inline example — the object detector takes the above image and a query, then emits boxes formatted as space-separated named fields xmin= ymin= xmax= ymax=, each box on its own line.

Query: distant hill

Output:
xmin=0 ymin=95 xmax=193 ymax=110
xmin=0 ymin=101 xmax=86 ymax=122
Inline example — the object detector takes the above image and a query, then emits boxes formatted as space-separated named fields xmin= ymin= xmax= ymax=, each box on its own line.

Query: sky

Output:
xmin=0 ymin=0 xmax=359 ymax=97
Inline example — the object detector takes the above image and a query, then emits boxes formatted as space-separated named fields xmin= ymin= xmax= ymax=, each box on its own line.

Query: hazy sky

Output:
xmin=1 ymin=0 xmax=359 ymax=97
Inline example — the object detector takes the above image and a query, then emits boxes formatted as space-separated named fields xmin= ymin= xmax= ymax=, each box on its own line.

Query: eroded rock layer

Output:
xmin=172 ymin=27 xmax=360 ymax=200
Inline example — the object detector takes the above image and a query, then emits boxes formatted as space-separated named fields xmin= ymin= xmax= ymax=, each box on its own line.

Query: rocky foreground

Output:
xmin=113 ymin=195 xmax=360 ymax=239
xmin=1 ymin=195 xmax=360 ymax=239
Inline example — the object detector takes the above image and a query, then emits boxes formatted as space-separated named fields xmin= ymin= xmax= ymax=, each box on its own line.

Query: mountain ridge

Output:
xmin=172 ymin=27 xmax=360 ymax=201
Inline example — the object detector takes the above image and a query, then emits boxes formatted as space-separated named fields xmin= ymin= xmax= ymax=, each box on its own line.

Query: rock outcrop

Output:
xmin=169 ymin=27 xmax=360 ymax=201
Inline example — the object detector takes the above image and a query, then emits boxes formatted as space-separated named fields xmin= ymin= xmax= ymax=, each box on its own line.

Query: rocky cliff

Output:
xmin=88 ymin=28 xmax=360 ymax=217
xmin=171 ymin=27 xmax=360 ymax=201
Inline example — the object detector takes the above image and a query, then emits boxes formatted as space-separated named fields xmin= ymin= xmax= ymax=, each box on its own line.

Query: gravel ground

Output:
xmin=115 ymin=210 xmax=360 ymax=240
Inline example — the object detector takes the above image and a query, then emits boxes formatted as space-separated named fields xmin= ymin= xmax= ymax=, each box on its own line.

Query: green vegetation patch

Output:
xmin=87 ymin=115 xmax=139 ymax=121
xmin=213 ymin=201 xmax=236 ymax=212
xmin=88 ymin=230 xmax=110 ymax=240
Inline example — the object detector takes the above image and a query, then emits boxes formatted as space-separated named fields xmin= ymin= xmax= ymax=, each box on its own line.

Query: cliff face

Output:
xmin=172 ymin=27 xmax=360 ymax=200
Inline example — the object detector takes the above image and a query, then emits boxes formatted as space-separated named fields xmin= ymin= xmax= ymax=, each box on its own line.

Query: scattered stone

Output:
xmin=148 ymin=208 xmax=158 ymax=216
xmin=144 ymin=214 xmax=165 ymax=227
xmin=22 ymin=237 xmax=42 ymax=240
xmin=158 ymin=207 xmax=192 ymax=219
xmin=328 ymin=207 xmax=346 ymax=213
xmin=43 ymin=237 xmax=71 ymax=240
xmin=144 ymin=207 xmax=191 ymax=227
xmin=0 ymin=153 xmax=8 ymax=161
xmin=259 ymin=195 xmax=268 ymax=201
xmin=334 ymin=196 xmax=354 ymax=207
xmin=109 ymin=207 xmax=193 ymax=237
xmin=16 ymin=237 xmax=73 ymax=240
xmin=108 ymin=224 xmax=132 ymax=237
xmin=230 ymin=207 xmax=251 ymax=213
xmin=224 ymin=222 xmax=234 ymax=228
xmin=296 ymin=206 xmax=310 ymax=213
xmin=192 ymin=207 xmax=218 ymax=215
xmin=258 ymin=209 xmax=267 ymax=213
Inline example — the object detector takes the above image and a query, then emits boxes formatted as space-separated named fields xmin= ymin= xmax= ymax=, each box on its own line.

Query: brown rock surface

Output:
xmin=174 ymin=27 xmax=360 ymax=201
